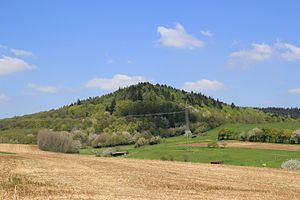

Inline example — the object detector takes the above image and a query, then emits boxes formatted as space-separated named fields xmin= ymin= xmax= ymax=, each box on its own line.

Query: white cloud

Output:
xmin=28 ymin=83 xmax=58 ymax=93
xmin=182 ymin=79 xmax=225 ymax=92
xmin=0 ymin=94 xmax=9 ymax=104
xmin=276 ymin=42 xmax=300 ymax=61
xmin=157 ymin=23 xmax=204 ymax=49
xmin=289 ymin=88 xmax=300 ymax=95
xmin=201 ymin=30 xmax=213 ymax=37
xmin=0 ymin=55 xmax=35 ymax=75
xmin=229 ymin=43 xmax=273 ymax=66
xmin=85 ymin=74 xmax=148 ymax=90
xmin=10 ymin=48 xmax=33 ymax=57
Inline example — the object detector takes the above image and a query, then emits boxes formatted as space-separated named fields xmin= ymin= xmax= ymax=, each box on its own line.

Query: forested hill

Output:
xmin=0 ymin=82 xmax=288 ymax=144
xmin=258 ymin=107 xmax=300 ymax=119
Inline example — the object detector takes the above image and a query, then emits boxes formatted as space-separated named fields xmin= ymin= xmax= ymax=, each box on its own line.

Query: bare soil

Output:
xmin=1 ymin=144 xmax=300 ymax=200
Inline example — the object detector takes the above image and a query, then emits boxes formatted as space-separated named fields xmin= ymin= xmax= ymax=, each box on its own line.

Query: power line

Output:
xmin=124 ymin=110 xmax=186 ymax=118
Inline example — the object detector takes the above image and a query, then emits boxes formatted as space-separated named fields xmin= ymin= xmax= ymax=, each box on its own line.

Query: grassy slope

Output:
xmin=81 ymin=122 xmax=300 ymax=168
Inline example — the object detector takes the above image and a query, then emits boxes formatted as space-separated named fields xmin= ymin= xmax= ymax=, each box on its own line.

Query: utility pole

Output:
xmin=185 ymin=107 xmax=191 ymax=152
xmin=185 ymin=108 xmax=189 ymax=132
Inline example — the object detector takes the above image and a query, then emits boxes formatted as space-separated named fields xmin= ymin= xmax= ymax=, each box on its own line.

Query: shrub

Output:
xmin=134 ymin=137 xmax=148 ymax=148
xmin=120 ymin=131 xmax=133 ymax=144
xmin=92 ymin=132 xmax=116 ymax=148
xmin=71 ymin=130 xmax=88 ymax=144
xmin=218 ymin=128 xmax=238 ymax=140
xmin=291 ymin=130 xmax=300 ymax=144
xmin=101 ymin=148 xmax=114 ymax=157
xmin=92 ymin=131 xmax=134 ymax=148
xmin=95 ymin=150 xmax=101 ymax=157
xmin=37 ymin=130 xmax=81 ymax=153
xmin=0 ymin=129 xmax=37 ymax=144
xmin=238 ymin=132 xmax=248 ymax=141
xmin=149 ymin=136 xmax=162 ymax=145
xmin=192 ymin=122 xmax=209 ymax=134
xmin=281 ymin=159 xmax=300 ymax=170
xmin=219 ymin=140 xmax=228 ymax=148
xmin=87 ymin=133 xmax=97 ymax=146
xmin=161 ymin=126 xmax=185 ymax=138
xmin=132 ymin=132 xmax=152 ymax=142
xmin=247 ymin=128 xmax=263 ymax=142
xmin=207 ymin=141 xmax=219 ymax=148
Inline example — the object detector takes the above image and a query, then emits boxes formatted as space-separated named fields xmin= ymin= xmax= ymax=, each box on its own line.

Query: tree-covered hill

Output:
xmin=258 ymin=107 xmax=300 ymax=119
xmin=0 ymin=82 xmax=289 ymax=144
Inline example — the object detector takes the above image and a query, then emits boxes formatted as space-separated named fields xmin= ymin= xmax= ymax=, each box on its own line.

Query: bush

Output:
xmin=87 ymin=133 xmax=97 ymax=146
xmin=219 ymin=140 xmax=228 ymax=148
xmin=249 ymin=128 xmax=263 ymax=142
xmin=92 ymin=131 xmax=134 ymax=148
xmin=0 ymin=129 xmax=38 ymax=144
xmin=238 ymin=132 xmax=248 ymax=141
xmin=132 ymin=132 xmax=152 ymax=142
xmin=291 ymin=130 xmax=300 ymax=144
xmin=281 ymin=159 xmax=300 ymax=170
xmin=219 ymin=127 xmax=299 ymax=144
xmin=207 ymin=141 xmax=219 ymax=148
xmin=161 ymin=126 xmax=185 ymax=138
xmin=134 ymin=137 xmax=148 ymax=148
xmin=95 ymin=150 xmax=101 ymax=157
xmin=101 ymin=148 xmax=114 ymax=157
xmin=191 ymin=122 xmax=209 ymax=134
xmin=71 ymin=130 xmax=88 ymax=144
xmin=218 ymin=128 xmax=238 ymax=140
xmin=37 ymin=130 xmax=81 ymax=153
xmin=149 ymin=136 xmax=162 ymax=145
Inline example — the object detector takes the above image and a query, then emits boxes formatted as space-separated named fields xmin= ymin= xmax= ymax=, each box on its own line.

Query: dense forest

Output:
xmin=258 ymin=107 xmax=300 ymax=119
xmin=0 ymin=82 xmax=294 ymax=145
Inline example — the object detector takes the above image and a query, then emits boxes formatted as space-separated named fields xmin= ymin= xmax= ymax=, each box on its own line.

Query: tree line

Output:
xmin=218 ymin=128 xmax=300 ymax=144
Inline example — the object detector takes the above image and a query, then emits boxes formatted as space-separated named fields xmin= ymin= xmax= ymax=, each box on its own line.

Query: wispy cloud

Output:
xmin=157 ymin=23 xmax=204 ymax=49
xmin=182 ymin=79 xmax=225 ymax=92
xmin=289 ymin=88 xmax=300 ymax=95
xmin=85 ymin=74 xmax=148 ymax=90
xmin=28 ymin=83 xmax=59 ymax=93
xmin=201 ymin=30 xmax=213 ymax=37
xmin=276 ymin=42 xmax=300 ymax=61
xmin=0 ymin=44 xmax=33 ymax=57
xmin=228 ymin=43 xmax=273 ymax=67
xmin=10 ymin=48 xmax=33 ymax=57
xmin=229 ymin=42 xmax=300 ymax=67
xmin=0 ymin=94 xmax=9 ymax=104
xmin=0 ymin=55 xmax=35 ymax=75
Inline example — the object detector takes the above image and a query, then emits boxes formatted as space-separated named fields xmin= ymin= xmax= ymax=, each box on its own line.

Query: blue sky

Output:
xmin=1 ymin=0 xmax=300 ymax=118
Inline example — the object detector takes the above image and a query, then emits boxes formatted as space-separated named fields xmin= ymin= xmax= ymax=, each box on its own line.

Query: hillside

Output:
xmin=258 ymin=107 xmax=300 ymax=119
xmin=0 ymin=82 xmax=286 ymax=144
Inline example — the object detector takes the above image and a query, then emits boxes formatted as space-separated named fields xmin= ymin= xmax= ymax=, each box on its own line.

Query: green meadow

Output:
xmin=80 ymin=122 xmax=300 ymax=168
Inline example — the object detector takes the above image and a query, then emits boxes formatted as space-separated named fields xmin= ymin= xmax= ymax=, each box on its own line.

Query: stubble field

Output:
xmin=0 ymin=144 xmax=300 ymax=200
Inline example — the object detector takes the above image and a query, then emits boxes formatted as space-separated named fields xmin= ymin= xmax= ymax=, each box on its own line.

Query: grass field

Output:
xmin=0 ymin=151 xmax=15 ymax=154
xmin=81 ymin=122 xmax=300 ymax=168
xmin=1 ymin=144 xmax=300 ymax=200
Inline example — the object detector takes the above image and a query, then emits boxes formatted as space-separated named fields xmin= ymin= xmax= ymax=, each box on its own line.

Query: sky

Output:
xmin=0 ymin=0 xmax=300 ymax=119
